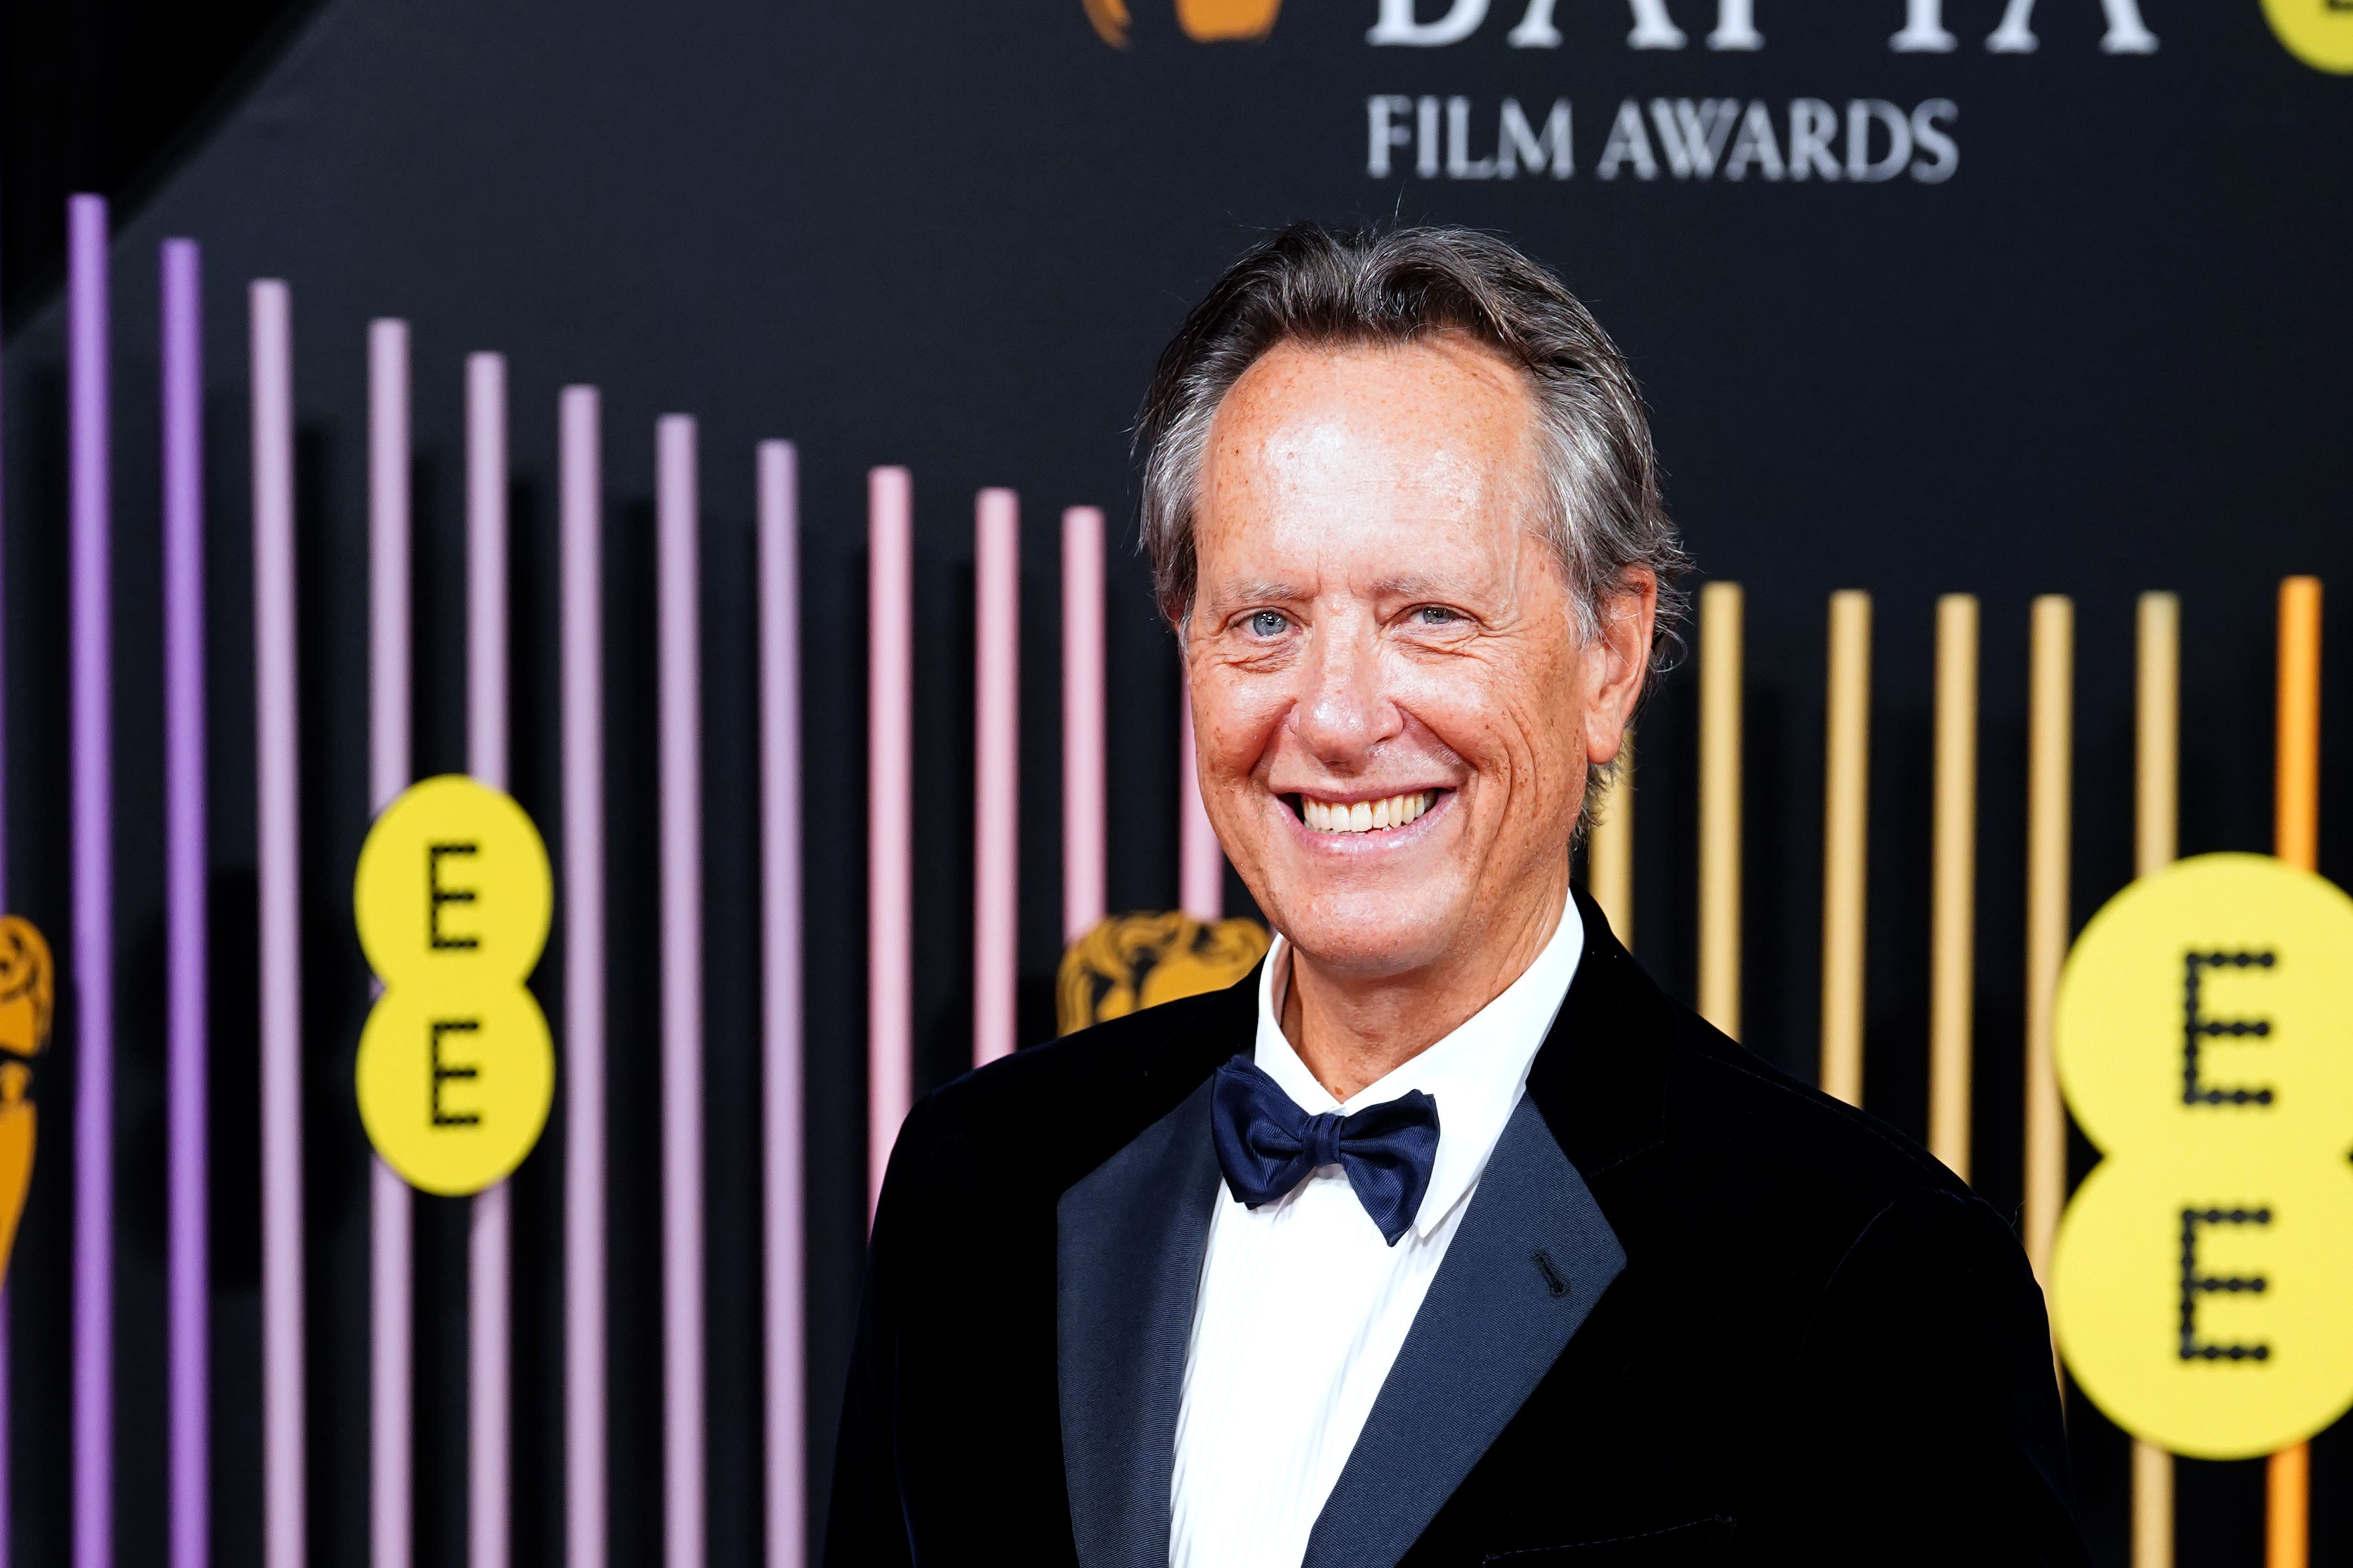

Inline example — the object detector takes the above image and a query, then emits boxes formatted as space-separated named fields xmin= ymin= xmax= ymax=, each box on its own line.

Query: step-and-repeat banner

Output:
xmin=1 ymin=1 xmax=2349 ymax=1564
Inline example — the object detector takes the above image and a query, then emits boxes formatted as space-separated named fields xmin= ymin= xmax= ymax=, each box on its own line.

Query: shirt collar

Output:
xmin=1251 ymin=888 xmax=1584 ymax=1240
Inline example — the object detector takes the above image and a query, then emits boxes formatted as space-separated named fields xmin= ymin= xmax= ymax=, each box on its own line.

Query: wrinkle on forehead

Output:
xmin=1193 ymin=335 xmax=1552 ymax=617
xmin=1210 ymin=335 xmax=1535 ymax=487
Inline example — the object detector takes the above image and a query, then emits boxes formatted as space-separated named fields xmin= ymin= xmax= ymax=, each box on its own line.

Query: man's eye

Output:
xmin=1415 ymin=605 xmax=1459 ymax=625
xmin=1248 ymin=611 xmax=1289 ymax=637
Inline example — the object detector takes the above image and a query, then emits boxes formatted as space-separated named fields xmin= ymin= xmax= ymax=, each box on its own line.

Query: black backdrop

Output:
xmin=3 ymin=0 xmax=2351 ymax=1564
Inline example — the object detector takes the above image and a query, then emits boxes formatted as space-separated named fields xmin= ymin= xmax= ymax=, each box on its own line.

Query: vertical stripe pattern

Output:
xmin=658 ymin=415 xmax=705 ymax=1568
xmin=367 ymin=316 xmax=414 ymax=1568
xmin=561 ymin=387 xmax=607 ymax=1568
xmin=251 ymin=274 xmax=305 ymax=1568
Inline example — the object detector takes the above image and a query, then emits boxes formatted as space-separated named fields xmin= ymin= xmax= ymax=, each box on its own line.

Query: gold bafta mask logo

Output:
xmin=0 ymin=915 xmax=55 ymax=1292
xmin=1058 ymin=911 xmax=1271 ymax=1034
xmin=1084 ymin=0 xmax=1283 ymax=48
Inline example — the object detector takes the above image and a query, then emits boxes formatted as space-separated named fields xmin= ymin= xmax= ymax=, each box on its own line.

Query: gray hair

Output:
xmin=1135 ymin=223 xmax=1690 ymax=820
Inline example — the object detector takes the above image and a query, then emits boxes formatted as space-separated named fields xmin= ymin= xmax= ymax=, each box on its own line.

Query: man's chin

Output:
xmin=1274 ymin=908 xmax=1465 ymax=983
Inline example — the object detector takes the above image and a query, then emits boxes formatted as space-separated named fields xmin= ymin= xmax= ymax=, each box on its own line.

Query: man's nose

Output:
xmin=1292 ymin=621 xmax=1397 ymax=765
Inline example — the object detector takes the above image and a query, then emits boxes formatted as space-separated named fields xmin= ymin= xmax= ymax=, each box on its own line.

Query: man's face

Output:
xmin=1184 ymin=336 xmax=1649 ymax=981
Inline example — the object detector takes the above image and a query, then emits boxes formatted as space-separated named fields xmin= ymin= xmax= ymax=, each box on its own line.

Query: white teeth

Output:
xmin=1299 ymin=791 xmax=1437 ymax=836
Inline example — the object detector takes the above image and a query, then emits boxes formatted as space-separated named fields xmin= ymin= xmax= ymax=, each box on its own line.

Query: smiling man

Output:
xmin=826 ymin=225 xmax=2086 ymax=1567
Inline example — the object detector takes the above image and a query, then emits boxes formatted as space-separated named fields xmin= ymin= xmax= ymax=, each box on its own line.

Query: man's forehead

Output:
xmin=1203 ymin=339 xmax=1540 ymax=504
xmin=1192 ymin=339 xmax=1550 ymax=600
xmin=1199 ymin=568 xmax=1484 ymax=607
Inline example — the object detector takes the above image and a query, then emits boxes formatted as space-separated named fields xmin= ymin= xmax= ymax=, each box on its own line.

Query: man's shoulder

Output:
xmin=1543 ymin=934 xmax=1972 ymax=1225
xmin=1671 ymin=1016 xmax=1969 ymax=1208
xmin=883 ymin=979 xmax=1249 ymax=1209
xmin=1625 ymin=1003 xmax=2023 ymax=1297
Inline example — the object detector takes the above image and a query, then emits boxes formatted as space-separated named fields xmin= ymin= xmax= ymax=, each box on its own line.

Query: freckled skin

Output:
xmin=1185 ymin=336 xmax=1655 ymax=1101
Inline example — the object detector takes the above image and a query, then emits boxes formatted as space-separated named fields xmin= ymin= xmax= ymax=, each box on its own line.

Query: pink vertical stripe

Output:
xmin=467 ymin=354 xmax=510 ymax=785
xmin=1179 ymin=692 xmax=1222 ymax=921
xmin=70 ymin=193 xmax=115 ymax=1568
xmin=866 ymin=468 xmax=913 ymax=1215
xmin=367 ymin=324 xmax=414 ymax=810
xmin=0 ymin=175 xmax=11 ymax=1568
xmin=657 ymin=416 xmax=705 ymax=1568
xmin=1061 ymin=508 xmax=1105 ymax=944
xmin=366 ymin=317 xmax=414 ymax=1568
xmin=561 ymin=388 xmax=607 ymax=1568
xmin=972 ymin=489 xmax=1020 ymax=1067
xmin=756 ymin=441 xmax=805 ymax=1568
xmin=160 ymin=235 xmax=209 ymax=1568
xmin=250 ymin=275 xmax=306 ymax=1568
xmin=465 ymin=352 xmax=511 ymax=1568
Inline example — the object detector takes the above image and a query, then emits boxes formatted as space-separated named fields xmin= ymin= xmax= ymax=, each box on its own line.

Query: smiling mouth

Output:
xmin=1291 ymin=790 xmax=1442 ymax=836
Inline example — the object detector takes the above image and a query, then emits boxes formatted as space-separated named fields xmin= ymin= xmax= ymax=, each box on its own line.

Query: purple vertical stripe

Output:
xmin=250 ymin=276 xmax=304 ymax=1568
xmin=466 ymin=354 xmax=509 ymax=788
xmin=657 ymin=415 xmax=704 ymax=1568
xmin=465 ymin=352 xmax=511 ymax=1568
xmin=560 ymin=387 xmax=606 ymax=1568
xmin=69 ymin=191 xmax=114 ymax=1568
xmin=469 ymin=1105 xmax=512 ymax=1568
xmin=756 ymin=441 xmax=803 ymax=1568
xmin=160 ymin=236 xmax=208 ymax=1568
xmin=367 ymin=318 xmax=413 ymax=1568
xmin=367 ymin=325 xmax=414 ymax=807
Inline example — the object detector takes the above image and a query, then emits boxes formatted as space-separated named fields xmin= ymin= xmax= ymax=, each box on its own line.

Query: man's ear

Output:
xmin=1585 ymin=568 xmax=1657 ymax=766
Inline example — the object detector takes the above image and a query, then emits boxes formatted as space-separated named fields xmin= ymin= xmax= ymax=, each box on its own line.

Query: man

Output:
xmin=826 ymin=225 xmax=2084 ymax=1567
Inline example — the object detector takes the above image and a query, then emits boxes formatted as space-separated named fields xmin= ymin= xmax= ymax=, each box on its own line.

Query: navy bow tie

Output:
xmin=1210 ymin=1054 xmax=1441 ymax=1246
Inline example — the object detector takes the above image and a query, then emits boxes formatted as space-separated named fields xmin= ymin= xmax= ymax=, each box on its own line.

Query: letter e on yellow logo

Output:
xmin=2051 ymin=853 xmax=2353 ymax=1459
xmin=353 ymin=775 xmax=555 ymax=1196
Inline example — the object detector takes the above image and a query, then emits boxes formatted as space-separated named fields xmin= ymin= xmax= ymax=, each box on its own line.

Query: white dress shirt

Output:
xmin=1167 ymin=892 xmax=1584 ymax=1568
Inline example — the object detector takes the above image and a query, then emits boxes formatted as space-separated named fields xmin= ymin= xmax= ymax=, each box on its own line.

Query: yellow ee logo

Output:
xmin=354 ymin=776 xmax=554 ymax=1196
xmin=2051 ymin=853 xmax=2353 ymax=1459
xmin=2264 ymin=0 xmax=2353 ymax=72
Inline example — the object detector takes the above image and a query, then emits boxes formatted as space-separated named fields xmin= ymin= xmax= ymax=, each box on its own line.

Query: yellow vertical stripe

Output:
xmin=2023 ymin=595 xmax=2072 ymax=1292
xmin=1819 ymin=592 xmax=1871 ymax=1107
xmin=1589 ymin=744 xmax=1635 ymax=949
xmin=1929 ymin=595 xmax=1978 ymax=1180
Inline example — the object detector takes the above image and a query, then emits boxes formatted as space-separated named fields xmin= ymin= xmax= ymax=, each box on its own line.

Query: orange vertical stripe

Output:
xmin=2275 ymin=577 xmax=2321 ymax=875
xmin=2267 ymin=575 xmax=2320 ymax=1568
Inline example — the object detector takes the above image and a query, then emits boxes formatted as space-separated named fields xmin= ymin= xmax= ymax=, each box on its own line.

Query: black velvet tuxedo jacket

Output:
xmin=826 ymin=893 xmax=2087 ymax=1567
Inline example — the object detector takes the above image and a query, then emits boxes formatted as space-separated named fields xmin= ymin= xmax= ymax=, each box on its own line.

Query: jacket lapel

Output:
xmin=1058 ymin=1076 xmax=1222 ymax=1568
xmin=1301 ymin=1085 xmax=1627 ymax=1568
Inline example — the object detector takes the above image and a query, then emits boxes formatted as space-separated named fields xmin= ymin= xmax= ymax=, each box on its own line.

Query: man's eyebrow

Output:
xmin=1201 ymin=578 xmax=1312 ymax=607
xmin=1201 ymin=574 xmax=1476 ymax=607
xmin=1365 ymin=574 xmax=1460 ymax=599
